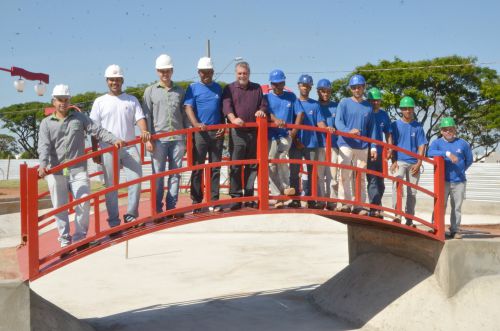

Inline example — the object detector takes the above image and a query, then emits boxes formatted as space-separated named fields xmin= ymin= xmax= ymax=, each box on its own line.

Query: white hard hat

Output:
xmin=52 ymin=84 xmax=71 ymax=98
xmin=156 ymin=54 xmax=173 ymax=69
xmin=197 ymin=57 xmax=214 ymax=70
xmin=104 ymin=64 xmax=124 ymax=78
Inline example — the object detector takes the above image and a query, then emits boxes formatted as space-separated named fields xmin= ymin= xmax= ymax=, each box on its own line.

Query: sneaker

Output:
xmin=275 ymin=201 xmax=285 ymax=209
xmin=288 ymin=200 xmax=301 ymax=208
xmin=393 ymin=217 xmax=402 ymax=224
xmin=355 ymin=209 xmax=369 ymax=216
xmin=283 ymin=187 xmax=296 ymax=196
xmin=307 ymin=201 xmax=317 ymax=209
xmin=326 ymin=202 xmax=337 ymax=211
xmin=244 ymin=201 xmax=257 ymax=208
xmin=452 ymin=232 xmax=463 ymax=239
xmin=192 ymin=208 xmax=203 ymax=214
xmin=209 ymin=206 xmax=222 ymax=212
xmin=339 ymin=205 xmax=351 ymax=213
xmin=124 ymin=214 xmax=144 ymax=228
xmin=60 ymin=243 xmax=72 ymax=259
xmin=229 ymin=202 xmax=242 ymax=211
xmin=108 ymin=230 xmax=123 ymax=239
xmin=76 ymin=241 xmax=99 ymax=252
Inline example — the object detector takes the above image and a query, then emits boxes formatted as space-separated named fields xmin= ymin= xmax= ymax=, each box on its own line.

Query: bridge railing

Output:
xmin=19 ymin=116 xmax=445 ymax=280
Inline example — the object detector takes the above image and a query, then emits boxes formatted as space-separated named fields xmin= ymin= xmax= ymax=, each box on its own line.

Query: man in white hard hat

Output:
xmin=38 ymin=84 xmax=123 ymax=253
xmin=90 ymin=65 xmax=150 ymax=232
xmin=143 ymin=54 xmax=188 ymax=221
xmin=184 ymin=57 xmax=224 ymax=213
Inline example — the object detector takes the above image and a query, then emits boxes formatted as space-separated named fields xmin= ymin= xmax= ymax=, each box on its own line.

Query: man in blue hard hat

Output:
xmin=428 ymin=117 xmax=472 ymax=239
xmin=288 ymin=74 xmax=332 ymax=209
xmin=335 ymin=74 xmax=377 ymax=215
xmin=316 ymin=79 xmax=339 ymax=210
xmin=265 ymin=69 xmax=301 ymax=208
xmin=366 ymin=87 xmax=392 ymax=218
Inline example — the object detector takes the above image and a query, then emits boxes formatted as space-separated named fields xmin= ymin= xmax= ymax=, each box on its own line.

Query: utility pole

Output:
xmin=206 ymin=39 xmax=211 ymax=58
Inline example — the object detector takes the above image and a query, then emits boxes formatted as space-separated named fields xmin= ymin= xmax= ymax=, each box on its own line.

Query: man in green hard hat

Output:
xmin=366 ymin=88 xmax=392 ymax=218
xmin=390 ymin=96 xmax=427 ymax=225
xmin=428 ymin=117 xmax=473 ymax=239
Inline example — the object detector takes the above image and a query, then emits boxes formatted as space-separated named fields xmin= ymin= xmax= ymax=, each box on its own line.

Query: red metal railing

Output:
xmin=19 ymin=117 xmax=446 ymax=281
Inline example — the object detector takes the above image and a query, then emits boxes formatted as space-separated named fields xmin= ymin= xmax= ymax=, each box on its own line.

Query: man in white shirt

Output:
xmin=90 ymin=64 xmax=150 ymax=231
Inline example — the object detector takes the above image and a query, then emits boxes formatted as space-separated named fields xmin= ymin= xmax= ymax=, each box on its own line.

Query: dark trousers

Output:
xmin=289 ymin=145 xmax=317 ymax=197
xmin=366 ymin=154 xmax=385 ymax=207
xmin=229 ymin=128 xmax=258 ymax=198
xmin=190 ymin=131 xmax=224 ymax=203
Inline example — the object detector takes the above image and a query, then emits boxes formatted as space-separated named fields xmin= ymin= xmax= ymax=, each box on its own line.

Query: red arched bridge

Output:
xmin=17 ymin=117 xmax=446 ymax=281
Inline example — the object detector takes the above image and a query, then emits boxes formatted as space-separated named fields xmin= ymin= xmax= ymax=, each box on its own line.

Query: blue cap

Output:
xmin=349 ymin=74 xmax=366 ymax=86
xmin=297 ymin=74 xmax=313 ymax=85
xmin=269 ymin=69 xmax=286 ymax=83
xmin=317 ymin=79 xmax=331 ymax=89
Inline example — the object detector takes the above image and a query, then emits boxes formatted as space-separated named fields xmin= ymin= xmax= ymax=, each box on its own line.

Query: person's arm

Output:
xmin=37 ymin=120 xmax=51 ymax=177
xmin=464 ymin=141 xmax=473 ymax=171
xmin=136 ymin=118 xmax=150 ymax=142
xmin=410 ymin=144 xmax=426 ymax=176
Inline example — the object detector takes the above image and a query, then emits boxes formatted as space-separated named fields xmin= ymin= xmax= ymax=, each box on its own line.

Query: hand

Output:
xmin=448 ymin=153 xmax=459 ymax=164
xmin=232 ymin=117 xmax=245 ymax=126
xmin=327 ymin=126 xmax=336 ymax=134
xmin=145 ymin=141 xmax=155 ymax=153
xmin=386 ymin=148 xmax=393 ymax=160
xmin=255 ymin=110 xmax=266 ymax=118
xmin=370 ymin=149 xmax=377 ymax=162
xmin=114 ymin=140 xmax=125 ymax=149
xmin=294 ymin=139 xmax=305 ymax=150
xmin=195 ymin=122 xmax=207 ymax=131
xmin=38 ymin=167 xmax=48 ymax=178
xmin=349 ymin=128 xmax=360 ymax=135
xmin=215 ymin=128 xmax=225 ymax=139
xmin=274 ymin=119 xmax=286 ymax=128
xmin=410 ymin=164 xmax=421 ymax=176
xmin=390 ymin=161 xmax=399 ymax=174
xmin=140 ymin=131 xmax=151 ymax=143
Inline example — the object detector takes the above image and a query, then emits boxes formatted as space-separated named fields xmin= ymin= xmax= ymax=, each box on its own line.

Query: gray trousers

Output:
xmin=445 ymin=181 xmax=466 ymax=233
xmin=392 ymin=161 xmax=420 ymax=220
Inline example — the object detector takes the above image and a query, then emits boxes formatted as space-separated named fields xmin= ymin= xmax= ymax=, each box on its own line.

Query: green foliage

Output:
xmin=0 ymin=134 xmax=20 ymax=159
xmin=331 ymin=55 xmax=500 ymax=160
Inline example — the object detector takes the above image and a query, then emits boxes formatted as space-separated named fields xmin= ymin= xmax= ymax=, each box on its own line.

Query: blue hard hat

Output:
xmin=349 ymin=74 xmax=366 ymax=86
xmin=317 ymin=79 xmax=331 ymax=89
xmin=269 ymin=69 xmax=286 ymax=83
xmin=297 ymin=74 xmax=313 ymax=85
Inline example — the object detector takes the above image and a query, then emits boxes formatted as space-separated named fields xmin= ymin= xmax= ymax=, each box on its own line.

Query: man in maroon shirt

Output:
xmin=222 ymin=61 xmax=267 ymax=210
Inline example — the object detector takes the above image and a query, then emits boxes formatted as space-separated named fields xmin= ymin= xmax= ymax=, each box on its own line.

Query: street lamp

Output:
xmin=215 ymin=56 xmax=244 ymax=80
xmin=0 ymin=66 xmax=50 ymax=96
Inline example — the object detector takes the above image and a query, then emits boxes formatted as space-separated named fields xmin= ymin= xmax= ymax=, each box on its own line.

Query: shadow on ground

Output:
xmin=85 ymin=285 xmax=360 ymax=331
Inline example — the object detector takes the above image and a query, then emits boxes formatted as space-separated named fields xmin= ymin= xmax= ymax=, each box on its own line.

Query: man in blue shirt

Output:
xmin=288 ymin=75 xmax=330 ymax=209
xmin=366 ymin=88 xmax=392 ymax=218
xmin=390 ymin=96 xmax=427 ymax=225
xmin=184 ymin=57 xmax=225 ymax=213
xmin=316 ymin=79 xmax=338 ymax=210
xmin=265 ymin=69 xmax=300 ymax=208
xmin=335 ymin=74 xmax=377 ymax=215
xmin=428 ymin=117 xmax=473 ymax=239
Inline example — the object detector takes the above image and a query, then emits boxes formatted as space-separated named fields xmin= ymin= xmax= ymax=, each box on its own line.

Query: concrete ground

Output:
xmin=1 ymin=209 xmax=499 ymax=330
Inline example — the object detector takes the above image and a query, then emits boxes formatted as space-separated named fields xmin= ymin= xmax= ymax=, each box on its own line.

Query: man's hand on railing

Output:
xmin=349 ymin=128 xmax=360 ymax=136
xmin=114 ymin=140 xmax=125 ymax=149
xmin=255 ymin=110 xmax=266 ymax=118
xmin=38 ymin=167 xmax=49 ymax=178
xmin=194 ymin=122 xmax=207 ymax=131
xmin=231 ymin=117 xmax=245 ymax=126
xmin=145 ymin=141 xmax=155 ymax=153
xmin=327 ymin=126 xmax=336 ymax=134
xmin=274 ymin=118 xmax=286 ymax=128
xmin=140 ymin=131 xmax=151 ymax=143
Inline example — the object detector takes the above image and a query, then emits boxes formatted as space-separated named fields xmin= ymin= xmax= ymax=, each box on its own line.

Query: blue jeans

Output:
xmin=152 ymin=140 xmax=186 ymax=212
xmin=102 ymin=145 xmax=142 ymax=227
xmin=367 ymin=154 xmax=385 ymax=208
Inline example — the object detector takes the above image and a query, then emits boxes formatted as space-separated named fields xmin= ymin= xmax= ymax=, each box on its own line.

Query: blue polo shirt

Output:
xmin=428 ymin=137 xmax=473 ymax=182
xmin=318 ymin=101 xmax=338 ymax=148
xmin=372 ymin=109 xmax=392 ymax=152
xmin=391 ymin=119 xmax=428 ymax=164
xmin=265 ymin=91 xmax=297 ymax=140
xmin=335 ymin=98 xmax=377 ymax=149
xmin=184 ymin=81 xmax=223 ymax=125
xmin=295 ymin=98 xmax=325 ymax=148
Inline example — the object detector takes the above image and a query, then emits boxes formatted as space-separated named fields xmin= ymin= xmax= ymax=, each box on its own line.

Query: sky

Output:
xmin=0 ymin=0 xmax=499 ymax=108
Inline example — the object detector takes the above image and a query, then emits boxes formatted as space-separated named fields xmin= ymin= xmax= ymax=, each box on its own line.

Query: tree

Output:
xmin=331 ymin=56 xmax=500 ymax=160
xmin=0 ymin=134 xmax=20 ymax=159
xmin=0 ymin=102 xmax=48 ymax=158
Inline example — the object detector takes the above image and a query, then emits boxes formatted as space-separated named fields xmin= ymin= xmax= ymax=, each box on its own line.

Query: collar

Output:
xmin=50 ymin=109 xmax=74 ymax=121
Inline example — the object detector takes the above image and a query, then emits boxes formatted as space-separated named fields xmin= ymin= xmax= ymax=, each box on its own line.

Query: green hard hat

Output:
xmin=399 ymin=96 xmax=415 ymax=108
xmin=367 ymin=87 xmax=382 ymax=100
xmin=440 ymin=117 xmax=456 ymax=128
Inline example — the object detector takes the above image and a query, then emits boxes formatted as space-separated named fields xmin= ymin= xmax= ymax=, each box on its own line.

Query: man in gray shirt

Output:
xmin=143 ymin=54 xmax=188 ymax=219
xmin=38 ymin=84 xmax=123 ymax=251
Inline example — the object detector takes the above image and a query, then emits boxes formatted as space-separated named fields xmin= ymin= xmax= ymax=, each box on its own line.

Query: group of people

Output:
xmin=37 ymin=55 xmax=473 ymax=254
